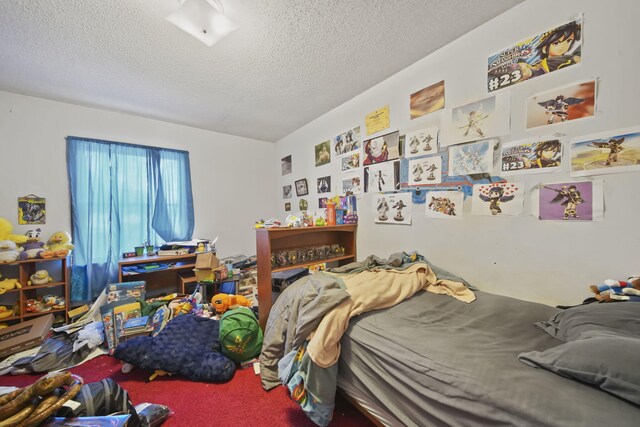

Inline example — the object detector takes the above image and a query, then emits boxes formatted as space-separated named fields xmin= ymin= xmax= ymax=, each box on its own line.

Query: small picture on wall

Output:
xmin=341 ymin=172 xmax=362 ymax=195
xmin=536 ymin=180 xmax=603 ymax=221
xmin=404 ymin=127 xmax=438 ymax=159
xmin=570 ymin=125 xmax=640 ymax=177
xmin=284 ymin=202 xmax=291 ymax=212
xmin=408 ymin=156 xmax=442 ymax=185
xmin=364 ymin=160 xmax=400 ymax=193
xmin=472 ymin=182 xmax=524 ymax=216
xmin=333 ymin=126 xmax=361 ymax=157
xmin=315 ymin=141 xmax=331 ymax=167
xmin=18 ymin=195 xmax=46 ymax=225
xmin=283 ymin=185 xmax=292 ymax=199
xmin=448 ymin=139 xmax=496 ymax=176
xmin=299 ymin=199 xmax=308 ymax=211
xmin=341 ymin=153 xmax=360 ymax=171
xmin=319 ymin=197 xmax=328 ymax=208
xmin=425 ymin=190 xmax=464 ymax=220
xmin=441 ymin=93 xmax=510 ymax=146
xmin=317 ymin=176 xmax=331 ymax=193
xmin=363 ymin=131 xmax=400 ymax=165
xmin=281 ymin=155 xmax=292 ymax=175
xmin=374 ymin=192 xmax=412 ymax=225
xmin=410 ymin=80 xmax=445 ymax=119
xmin=525 ymin=80 xmax=596 ymax=129
xmin=295 ymin=178 xmax=309 ymax=196
xmin=500 ymin=137 xmax=562 ymax=175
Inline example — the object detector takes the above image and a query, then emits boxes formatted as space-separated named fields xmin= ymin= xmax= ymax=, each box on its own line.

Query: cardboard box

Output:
xmin=195 ymin=253 xmax=220 ymax=269
xmin=193 ymin=265 xmax=227 ymax=282
xmin=0 ymin=314 xmax=54 ymax=358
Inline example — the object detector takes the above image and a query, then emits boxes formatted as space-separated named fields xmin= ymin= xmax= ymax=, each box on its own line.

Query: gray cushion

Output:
xmin=519 ymin=331 xmax=640 ymax=405
xmin=535 ymin=302 xmax=640 ymax=342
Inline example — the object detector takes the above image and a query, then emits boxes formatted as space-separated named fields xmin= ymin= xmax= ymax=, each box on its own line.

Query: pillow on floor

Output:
xmin=535 ymin=302 xmax=640 ymax=342
xmin=519 ymin=331 xmax=640 ymax=405
xmin=114 ymin=314 xmax=236 ymax=383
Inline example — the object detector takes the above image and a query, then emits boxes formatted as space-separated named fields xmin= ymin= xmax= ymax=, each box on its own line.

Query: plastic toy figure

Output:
xmin=524 ymin=140 xmax=561 ymax=168
xmin=546 ymin=185 xmax=584 ymax=220
xmin=478 ymin=186 xmax=515 ymax=215
xmin=460 ymin=110 xmax=488 ymax=138
xmin=518 ymin=21 xmax=582 ymax=79
xmin=589 ymin=137 xmax=625 ymax=166
xmin=412 ymin=163 xmax=424 ymax=182
xmin=538 ymin=95 xmax=584 ymax=124
xmin=376 ymin=198 xmax=389 ymax=221
xmin=392 ymin=199 xmax=407 ymax=221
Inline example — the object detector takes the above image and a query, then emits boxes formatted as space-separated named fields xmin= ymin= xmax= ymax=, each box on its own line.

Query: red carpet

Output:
xmin=0 ymin=355 xmax=374 ymax=427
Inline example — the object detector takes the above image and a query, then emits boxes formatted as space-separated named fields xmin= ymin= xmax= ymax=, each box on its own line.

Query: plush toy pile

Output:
xmin=0 ymin=217 xmax=74 ymax=261
xmin=590 ymin=276 xmax=640 ymax=302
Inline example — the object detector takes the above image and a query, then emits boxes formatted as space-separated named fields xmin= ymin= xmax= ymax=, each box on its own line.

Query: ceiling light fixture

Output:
xmin=166 ymin=0 xmax=237 ymax=47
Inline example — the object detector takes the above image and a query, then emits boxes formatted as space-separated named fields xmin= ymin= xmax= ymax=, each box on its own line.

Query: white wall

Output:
xmin=275 ymin=0 xmax=640 ymax=307
xmin=0 ymin=90 xmax=276 ymax=258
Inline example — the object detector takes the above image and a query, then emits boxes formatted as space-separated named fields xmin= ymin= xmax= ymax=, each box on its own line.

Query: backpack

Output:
xmin=219 ymin=307 xmax=263 ymax=363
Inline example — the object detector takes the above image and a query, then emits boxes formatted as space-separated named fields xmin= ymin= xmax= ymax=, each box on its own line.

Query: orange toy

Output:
xmin=211 ymin=293 xmax=250 ymax=314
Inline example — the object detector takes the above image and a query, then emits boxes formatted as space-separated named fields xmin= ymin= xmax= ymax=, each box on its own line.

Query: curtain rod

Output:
xmin=66 ymin=136 xmax=190 ymax=155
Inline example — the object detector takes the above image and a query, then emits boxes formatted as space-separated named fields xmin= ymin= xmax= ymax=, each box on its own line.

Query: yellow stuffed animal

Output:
xmin=0 ymin=218 xmax=27 ymax=244
xmin=211 ymin=293 xmax=250 ymax=314
xmin=0 ymin=278 xmax=21 ymax=294
xmin=0 ymin=305 xmax=15 ymax=319
xmin=45 ymin=231 xmax=75 ymax=258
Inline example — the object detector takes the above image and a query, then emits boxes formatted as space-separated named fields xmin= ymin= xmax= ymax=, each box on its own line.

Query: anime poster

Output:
xmin=341 ymin=153 xmax=360 ymax=171
xmin=281 ymin=155 xmax=292 ymax=175
xmin=365 ymin=105 xmax=390 ymax=136
xmin=487 ymin=17 xmax=582 ymax=92
xmin=333 ymin=126 xmax=361 ymax=157
xmin=526 ymin=80 xmax=596 ymax=129
xmin=425 ymin=190 xmax=464 ymax=220
xmin=570 ymin=126 xmax=640 ymax=177
xmin=364 ymin=160 xmax=400 ymax=193
xmin=282 ymin=185 xmax=292 ymax=199
xmin=449 ymin=139 xmax=497 ymax=176
xmin=500 ymin=137 xmax=563 ymax=175
xmin=404 ymin=127 xmax=438 ymax=159
xmin=363 ymin=131 xmax=400 ymax=166
xmin=18 ymin=195 xmax=46 ymax=225
xmin=471 ymin=182 xmax=524 ymax=216
xmin=374 ymin=192 xmax=412 ymax=225
xmin=318 ymin=197 xmax=328 ymax=208
xmin=441 ymin=93 xmax=510 ymax=146
xmin=408 ymin=156 xmax=442 ymax=185
xmin=410 ymin=80 xmax=445 ymax=119
xmin=534 ymin=180 xmax=603 ymax=221
xmin=341 ymin=171 xmax=362 ymax=195
xmin=317 ymin=176 xmax=331 ymax=194
xmin=315 ymin=140 xmax=331 ymax=166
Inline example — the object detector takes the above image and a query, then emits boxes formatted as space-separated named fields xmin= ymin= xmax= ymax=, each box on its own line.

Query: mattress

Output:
xmin=337 ymin=290 xmax=639 ymax=427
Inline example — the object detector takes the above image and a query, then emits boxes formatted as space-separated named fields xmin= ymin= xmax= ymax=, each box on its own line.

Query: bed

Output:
xmin=259 ymin=253 xmax=640 ymax=426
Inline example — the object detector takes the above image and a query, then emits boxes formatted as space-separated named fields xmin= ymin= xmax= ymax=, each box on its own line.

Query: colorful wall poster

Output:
xmin=526 ymin=80 xmax=596 ymax=129
xmin=500 ymin=137 xmax=562 ymax=175
xmin=363 ymin=130 xmax=400 ymax=165
xmin=333 ymin=126 xmax=361 ymax=157
xmin=425 ymin=190 xmax=464 ymax=220
xmin=341 ymin=171 xmax=362 ymax=195
xmin=449 ymin=139 xmax=496 ymax=176
xmin=341 ymin=153 xmax=360 ymax=171
xmin=441 ymin=93 xmax=510 ymax=146
xmin=281 ymin=155 xmax=292 ymax=175
xmin=17 ymin=195 xmax=46 ymax=225
xmin=317 ymin=176 xmax=331 ymax=193
xmin=471 ymin=182 xmax=524 ymax=216
xmin=318 ymin=197 xmax=328 ymax=208
xmin=410 ymin=80 xmax=445 ymax=119
xmin=364 ymin=160 xmax=400 ymax=193
xmin=365 ymin=105 xmax=390 ymax=135
xmin=534 ymin=180 xmax=603 ymax=221
xmin=374 ymin=192 xmax=412 ymax=225
xmin=570 ymin=125 xmax=640 ymax=177
xmin=487 ymin=17 xmax=582 ymax=92
xmin=404 ymin=127 xmax=438 ymax=159
xmin=283 ymin=185 xmax=292 ymax=199
xmin=315 ymin=140 xmax=331 ymax=166
xmin=408 ymin=156 xmax=442 ymax=185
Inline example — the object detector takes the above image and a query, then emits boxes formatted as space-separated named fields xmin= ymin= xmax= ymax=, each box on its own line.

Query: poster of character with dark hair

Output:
xmin=501 ymin=137 xmax=562 ymax=175
xmin=18 ymin=195 xmax=46 ymax=225
xmin=487 ymin=16 xmax=582 ymax=92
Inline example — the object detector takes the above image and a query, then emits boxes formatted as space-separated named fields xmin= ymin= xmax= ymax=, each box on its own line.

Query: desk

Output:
xmin=118 ymin=253 xmax=199 ymax=297
xmin=182 ymin=277 xmax=241 ymax=302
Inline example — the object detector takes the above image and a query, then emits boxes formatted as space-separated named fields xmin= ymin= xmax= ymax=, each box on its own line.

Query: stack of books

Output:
xmin=123 ymin=315 xmax=151 ymax=335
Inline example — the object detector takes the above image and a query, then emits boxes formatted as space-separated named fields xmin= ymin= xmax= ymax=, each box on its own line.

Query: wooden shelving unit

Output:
xmin=118 ymin=252 xmax=199 ymax=298
xmin=255 ymin=224 xmax=357 ymax=330
xmin=0 ymin=256 xmax=69 ymax=325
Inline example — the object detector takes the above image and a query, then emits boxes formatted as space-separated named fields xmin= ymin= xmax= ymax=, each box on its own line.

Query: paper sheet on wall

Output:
xmin=365 ymin=105 xmax=390 ymax=135
xmin=531 ymin=180 xmax=603 ymax=221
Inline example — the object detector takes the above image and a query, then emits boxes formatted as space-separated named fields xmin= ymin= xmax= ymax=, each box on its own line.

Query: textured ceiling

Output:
xmin=0 ymin=0 xmax=523 ymax=142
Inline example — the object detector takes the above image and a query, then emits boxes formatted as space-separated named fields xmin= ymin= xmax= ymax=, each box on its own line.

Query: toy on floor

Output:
xmin=0 ymin=277 xmax=21 ymax=294
xmin=45 ymin=230 xmax=74 ymax=257
xmin=590 ymin=276 xmax=640 ymax=302
xmin=0 ymin=217 xmax=27 ymax=244
xmin=211 ymin=293 xmax=250 ymax=314
xmin=28 ymin=269 xmax=53 ymax=285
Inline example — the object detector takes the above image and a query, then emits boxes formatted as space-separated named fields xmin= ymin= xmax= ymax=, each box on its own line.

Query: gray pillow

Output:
xmin=535 ymin=302 xmax=640 ymax=342
xmin=519 ymin=331 xmax=640 ymax=405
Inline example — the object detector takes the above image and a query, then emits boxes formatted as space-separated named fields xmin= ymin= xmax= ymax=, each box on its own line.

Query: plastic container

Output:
xmin=326 ymin=202 xmax=336 ymax=225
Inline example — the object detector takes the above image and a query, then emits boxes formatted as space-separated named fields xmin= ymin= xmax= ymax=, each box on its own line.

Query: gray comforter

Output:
xmin=337 ymin=291 xmax=640 ymax=427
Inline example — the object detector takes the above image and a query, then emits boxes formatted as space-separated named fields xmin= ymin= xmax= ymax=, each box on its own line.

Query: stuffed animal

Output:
xmin=28 ymin=270 xmax=53 ymax=286
xmin=590 ymin=277 xmax=640 ymax=302
xmin=44 ymin=231 xmax=74 ymax=257
xmin=0 ymin=240 xmax=22 ymax=263
xmin=0 ymin=278 xmax=21 ymax=294
xmin=19 ymin=228 xmax=52 ymax=259
xmin=211 ymin=293 xmax=250 ymax=314
xmin=0 ymin=218 xmax=27 ymax=244
xmin=0 ymin=305 xmax=15 ymax=319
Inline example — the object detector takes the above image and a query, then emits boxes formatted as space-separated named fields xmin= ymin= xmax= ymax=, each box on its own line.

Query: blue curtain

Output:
xmin=66 ymin=137 xmax=194 ymax=302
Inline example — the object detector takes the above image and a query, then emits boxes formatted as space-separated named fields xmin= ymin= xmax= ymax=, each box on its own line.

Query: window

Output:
xmin=66 ymin=137 xmax=194 ymax=302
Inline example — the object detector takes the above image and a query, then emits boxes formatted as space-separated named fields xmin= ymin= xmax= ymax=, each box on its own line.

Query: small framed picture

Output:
xmin=295 ymin=178 xmax=309 ymax=196
xmin=284 ymin=202 xmax=291 ymax=212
